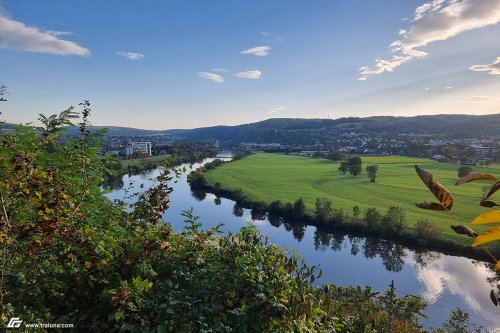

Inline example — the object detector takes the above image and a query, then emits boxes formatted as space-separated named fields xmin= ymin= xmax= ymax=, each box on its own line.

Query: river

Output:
xmin=105 ymin=157 xmax=500 ymax=331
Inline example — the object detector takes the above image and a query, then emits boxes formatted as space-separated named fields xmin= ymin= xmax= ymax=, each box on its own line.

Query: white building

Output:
xmin=128 ymin=141 xmax=152 ymax=156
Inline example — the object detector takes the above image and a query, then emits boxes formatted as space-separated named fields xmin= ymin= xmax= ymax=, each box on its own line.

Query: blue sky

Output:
xmin=1 ymin=0 xmax=499 ymax=129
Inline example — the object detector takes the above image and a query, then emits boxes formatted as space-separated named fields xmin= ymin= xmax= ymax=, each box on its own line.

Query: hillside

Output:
xmin=172 ymin=114 xmax=500 ymax=143
xmin=6 ymin=113 xmax=499 ymax=142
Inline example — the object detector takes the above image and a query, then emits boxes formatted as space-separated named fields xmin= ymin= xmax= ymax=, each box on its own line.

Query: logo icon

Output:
xmin=7 ymin=317 xmax=23 ymax=328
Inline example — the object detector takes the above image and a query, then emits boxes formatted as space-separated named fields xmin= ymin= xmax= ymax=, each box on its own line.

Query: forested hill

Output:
xmin=6 ymin=113 xmax=498 ymax=141
xmin=166 ymin=114 xmax=500 ymax=143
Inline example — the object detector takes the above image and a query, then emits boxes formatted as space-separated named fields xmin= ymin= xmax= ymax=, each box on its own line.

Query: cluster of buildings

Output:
xmin=125 ymin=141 xmax=152 ymax=157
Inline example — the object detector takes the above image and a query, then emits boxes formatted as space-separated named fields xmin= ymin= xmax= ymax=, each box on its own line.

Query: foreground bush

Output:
xmin=0 ymin=104 xmax=448 ymax=332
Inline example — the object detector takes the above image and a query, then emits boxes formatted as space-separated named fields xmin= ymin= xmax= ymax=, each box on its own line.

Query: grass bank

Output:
xmin=204 ymin=153 xmax=499 ymax=247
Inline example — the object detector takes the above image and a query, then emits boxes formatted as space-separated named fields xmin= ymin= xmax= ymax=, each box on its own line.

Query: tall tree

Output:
xmin=338 ymin=161 xmax=349 ymax=174
xmin=348 ymin=156 xmax=362 ymax=177
xmin=366 ymin=164 xmax=378 ymax=182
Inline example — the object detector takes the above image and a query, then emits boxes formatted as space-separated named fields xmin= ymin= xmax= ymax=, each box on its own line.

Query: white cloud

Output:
xmin=424 ymin=87 xmax=430 ymax=91
xmin=444 ymin=86 xmax=453 ymax=90
xmin=235 ymin=70 xmax=262 ymax=79
xmin=240 ymin=45 xmax=271 ymax=56
xmin=269 ymin=106 xmax=287 ymax=114
xmin=117 ymin=52 xmax=145 ymax=60
xmin=470 ymin=56 xmax=500 ymax=75
xmin=198 ymin=72 xmax=224 ymax=83
xmin=457 ymin=95 xmax=500 ymax=103
xmin=359 ymin=0 xmax=500 ymax=80
xmin=0 ymin=13 xmax=90 ymax=56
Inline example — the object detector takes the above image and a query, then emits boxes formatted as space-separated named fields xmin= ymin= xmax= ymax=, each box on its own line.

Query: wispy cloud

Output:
xmin=444 ymin=86 xmax=452 ymax=90
xmin=235 ymin=70 xmax=262 ymax=79
xmin=269 ymin=106 xmax=287 ymax=114
xmin=198 ymin=72 xmax=224 ymax=83
xmin=261 ymin=32 xmax=282 ymax=44
xmin=46 ymin=30 xmax=74 ymax=37
xmin=359 ymin=0 xmax=500 ymax=80
xmin=0 ymin=13 xmax=90 ymax=56
xmin=210 ymin=68 xmax=229 ymax=72
xmin=457 ymin=96 xmax=500 ymax=104
xmin=117 ymin=52 xmax=145 ymax=60
xmin=470 ymin=56 xmax=500 ymax=75
xmin=240 ymin=45 xmax=270 ymax=57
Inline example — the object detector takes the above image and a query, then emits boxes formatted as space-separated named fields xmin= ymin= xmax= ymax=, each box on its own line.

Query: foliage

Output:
xmin=338 ymin=161 xmax=349 ymax=174
xmin=315 ymin=198 xmax=333 ymax=224
xmin=37 ymin=107 xmax=80 ymax=136
xmin=326 ymin=151 xmax=345 ymax=161
xmin=458 ymin=166 xmax=473 ymax=178
xmin=366 ymin=164 xmax=378 ymax=182
xmin=431 ymin=308 xmax=488 ymax=333
xmin=352 ymin=205 xmax=361 ymax=222
xmin=364 ymin=208 xmax=382 ymax=231
xmin=293 ymin=198 xmax=306 ymax=219
xmin=348 ymin=156 xmax=362 ymax=177
xmin=415 ymin=165 xmax=500 ymax=310
xmin=382 ymin=206 xmax=408 ymax=236
xmin=415 ymin=219 xmax=443 ymax=241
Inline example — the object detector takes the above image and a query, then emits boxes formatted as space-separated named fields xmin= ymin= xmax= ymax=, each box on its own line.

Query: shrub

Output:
xmin=293 ymin=198 xmax=306 ymax=219
xmin=382 ymin=206 xmax=407 ymax=236
xmin=315 ymin=198 xmax=333 ymax=224
xmin=415 ymin=219 xmax=443 ymax=241
xmin=364 ymin=208 xmax=382 ymax=231
xmin=457 ymin=165 xmax=472 ymax=178
xmin=268 ymin=200 xmax=284 ymax=215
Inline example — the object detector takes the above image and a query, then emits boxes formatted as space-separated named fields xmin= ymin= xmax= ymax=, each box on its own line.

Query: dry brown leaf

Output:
xmin=455 ymin=173 xmax=496 ymax=186
xmin=450 ymin=225 xmax=477 ymax=238
xmin=481 ymin=181 xmax=500 ymax=203
xmin=480 ymin=200 xmax=499 ymax=208
xmin=415 ymin=165 xmax=453 ymax=210
xmin=416 ymin=202 xmax=446 ymax=211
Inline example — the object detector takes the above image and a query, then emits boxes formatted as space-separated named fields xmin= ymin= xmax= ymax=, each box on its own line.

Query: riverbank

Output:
xmin=194 ymin=153 xmax=499 ymax=262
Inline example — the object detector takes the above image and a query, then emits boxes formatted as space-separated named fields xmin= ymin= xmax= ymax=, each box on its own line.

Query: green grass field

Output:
xmin=205 ymin=153 xmax=500 ymax=246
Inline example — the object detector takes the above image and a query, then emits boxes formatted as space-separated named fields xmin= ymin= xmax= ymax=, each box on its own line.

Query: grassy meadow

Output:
xmin=205 ymin=153 xmax=500 ymax=246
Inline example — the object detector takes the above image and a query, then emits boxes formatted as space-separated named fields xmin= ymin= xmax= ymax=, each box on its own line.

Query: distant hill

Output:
xmin=165 ymin=114 xmax=500 ymax=144
xmin=4 ymin=114 xmax=500 ymax=143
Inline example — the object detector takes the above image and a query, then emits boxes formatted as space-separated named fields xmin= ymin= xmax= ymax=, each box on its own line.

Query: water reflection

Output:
xmin=232 ymin=204 xmax=244 ymax=217
xmin=412 ymin=255 xmax=500 ymax=327
xmin=191 ymin=189 xmax=207 ymax=201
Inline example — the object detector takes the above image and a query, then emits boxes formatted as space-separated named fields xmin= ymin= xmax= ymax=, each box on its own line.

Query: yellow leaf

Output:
xmin=471 ymin=211 xmax=500 ymax=225
xmin=67 ymin=253 xmax=77 ymax=263
xmin=28 ymin=198 xmax=39 ymax=206
xmin=472 ymin=226 xmax=500 ymax=247
xmin=84 ymin=261 xmax=92 ymax=269
xmin=495 ymin=261 xmax=500 ymax=272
